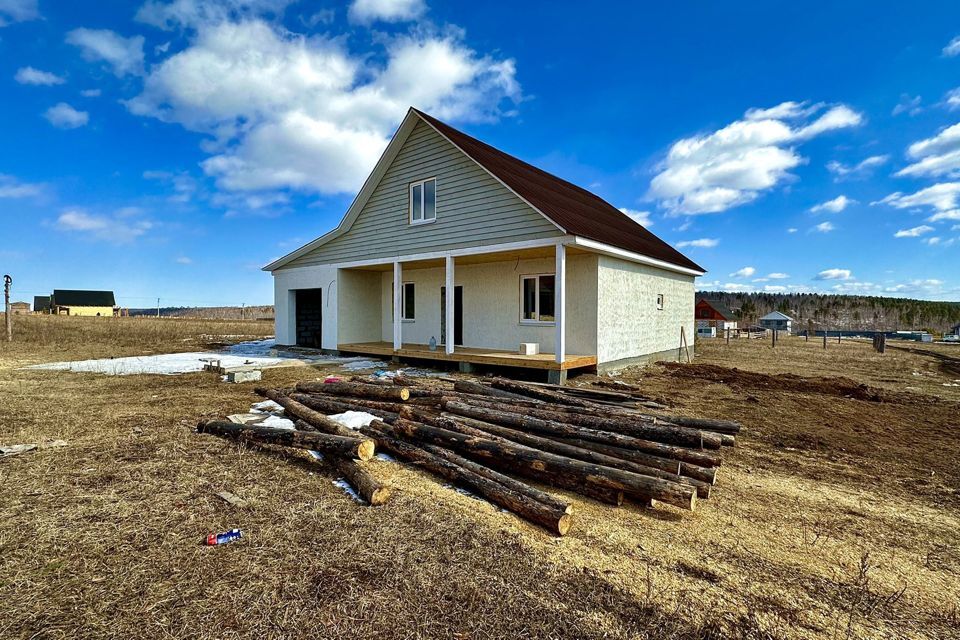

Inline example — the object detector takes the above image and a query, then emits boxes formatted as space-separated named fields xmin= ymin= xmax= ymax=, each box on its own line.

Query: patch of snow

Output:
xmin=340 ymin=359 xmax=389 ymax=371
xmin=327 ymin=411 xmax=379 ymax=431
xmin=251 ymin=400 xmax=284 ymax=414
xmin=28 ymin=351 xmax=292 ymax=376
xmin=375 ymin=452 xmax=395 ymax=462
xmin=333 ymin=478 xmax=367 ymax=504
xmin=258 ymin=415 xmax=295 ymax=430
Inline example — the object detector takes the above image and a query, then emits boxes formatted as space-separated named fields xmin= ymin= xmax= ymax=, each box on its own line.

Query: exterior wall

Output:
xmin=272 ymin=264 xmax=339 ymax=348
xmin=760 ymin=319 xmax=792 ymax=332
xmin=60 ymin=306 xmax=115 ymax=317
xmin=281 ymin=120 xmax=562 ymax=269
xmin=338 ymin=270 xmax=381 ymax=344
xmin=377 ymin=254 xmax=598 ymax=355
xmin=596 ymin=255 xmax=695 ymax=366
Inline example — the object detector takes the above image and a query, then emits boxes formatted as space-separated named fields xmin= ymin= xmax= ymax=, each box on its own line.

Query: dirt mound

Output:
xmin=660 ymin=362 xmax=926 ymax=403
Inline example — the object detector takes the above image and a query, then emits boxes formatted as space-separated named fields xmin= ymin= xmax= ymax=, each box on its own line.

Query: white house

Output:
xmin=759 ymin=311 xmax=793 ymax=333
xmin=265 ymin=108 xmax=705 ymax=382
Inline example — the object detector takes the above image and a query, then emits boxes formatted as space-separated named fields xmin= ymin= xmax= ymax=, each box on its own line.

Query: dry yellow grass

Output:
xmin=1 ymin=318 xmax=958 ymax=639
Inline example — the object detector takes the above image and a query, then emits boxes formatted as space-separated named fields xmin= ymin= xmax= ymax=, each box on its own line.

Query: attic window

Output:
xmin=410 ymin=178 xmax=436 ymax=224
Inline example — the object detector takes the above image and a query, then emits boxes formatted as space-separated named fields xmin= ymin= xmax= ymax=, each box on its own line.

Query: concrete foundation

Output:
xmin=596 ymin=345 xmax=691 ymax=375
xmin=547 ymin=369 xmax=568 ymax=385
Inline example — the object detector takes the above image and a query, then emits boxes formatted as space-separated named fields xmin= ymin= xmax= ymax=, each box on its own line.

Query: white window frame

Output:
xmin=409 ymin=177 xmax=437 ymax=226
xmin=519 ymin=273 xmax=556 ymax=325
xmin=656 ymin=293 xmax=664 ymax=311
xmin=391 ymin=281 xmax=416 ymax=322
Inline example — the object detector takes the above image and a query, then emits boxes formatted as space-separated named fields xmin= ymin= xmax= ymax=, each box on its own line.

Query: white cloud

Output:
xmin=676 ymin=238 xmax=718 ymax=248
xmin=943 ymin=88 xmax=960 ymax=111
xmin=896 ymin=123 xmax=960 ymax=178
xmin=175 ymin=256 xmax=193 ymax=264
xmin=809 ymin=194 xmax=855 ymax=213
xmin=894 ymin=224 xmax=935 ymax=238
xmin=878 ymin=182 xmax=960 ymax=212
xmin=14 ymin=67 xmax=65 ymax=86
xmin=787 ymin=227 xmax=798 ymax=233
xmin=143 ymin=169 xmax=199 ymax=203
xmin=0 ymin=174 xmax=44 ymax=198
xmin=892 ymin=94 xmax=922 ymax=116
xmin=730 ymin=266 xmax=755 ymax=278
xmin=767 ymin=272 xmax=790 ymax=279
xmin=81 ymin=88 xmax=102 ymax=97
xmin=126 ymin=19 xmax=521 ymax=195
xmin=43 ymin=103 xmax=89 ymax=129
xmin=649 ymin=101 xmax=863 ymax=214
xmin=66 ymin=28 xmax=145 ymax=77
xmin=815 ymin=268 xmax=851 ymax=281
xmin=618 ymin=207 xmax=653 ymax=227
xmin=55 ymin=209 xmax=153 ymax=243
xmin=136 ymin=0 xmax=294 ymax=29
xmin=826 ymin=154 xmax=888 ymax=180
xmin=348 ymin=0 xmax=426 ymax=23
xmin=925 ymin=236 xmax=941 ymax=245
xmin=813 ymin=221 xmax=835 ymax=232
xmin=0 ymin=0 xmax=39 ymax=26
xmin=944 ymin=35 xmax=960 ymax=57
xmin=928 ymin=209 xmax=960 ymax=222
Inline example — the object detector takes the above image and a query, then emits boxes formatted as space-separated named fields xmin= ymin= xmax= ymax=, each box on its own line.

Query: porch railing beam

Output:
xmin=393 ymin=261 xmax=402 ymax=351
xmin=445 ymin=255 xmax=455 ymax=355
xmin=555 ymin=243 xmax=566 ymax=364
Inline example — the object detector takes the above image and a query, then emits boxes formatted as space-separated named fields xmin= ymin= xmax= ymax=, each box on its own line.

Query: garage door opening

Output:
xmin=295 ymin=288 xmax=323 ymax=348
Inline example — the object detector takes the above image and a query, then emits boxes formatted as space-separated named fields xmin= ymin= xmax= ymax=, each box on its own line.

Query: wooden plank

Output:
xmin=337 ymin=341 xmax=597 ymax=371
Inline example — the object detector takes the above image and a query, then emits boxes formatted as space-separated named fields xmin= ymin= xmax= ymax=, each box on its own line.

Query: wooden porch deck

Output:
xmin=337 ymin=342 xmax=597 ymax=371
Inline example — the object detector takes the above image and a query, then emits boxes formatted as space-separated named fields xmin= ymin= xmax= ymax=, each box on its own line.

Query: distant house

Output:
xmin=34 ymin=296 xmax=51 ymax=313
xmin=695 ymin=299 xmax=738 ymax=335
xmin=950 ymin=323 xmax=960 ymax=336
xmin=10 ymin=301 xmax=30 ymax=315
xmin=759 ymin=311 xmax=793 ymax=333
xmin=50 ymin=290 xmax=117 ymax=317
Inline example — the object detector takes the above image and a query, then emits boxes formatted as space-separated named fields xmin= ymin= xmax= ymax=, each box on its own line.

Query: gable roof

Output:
xmin=265 ymin=108 xmax=704 ymax=274
xmin=697 ymin=299 xmax=736 ymax=320
xmin=52 ymin=289 xmax=115 ymax=307
xmin=760 ymin=310 xmax=793 ymax=321
xmin=412 ymin=110 xmax=703 ymax=273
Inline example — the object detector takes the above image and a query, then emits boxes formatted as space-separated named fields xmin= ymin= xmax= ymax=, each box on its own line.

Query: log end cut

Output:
xmin=369 ymin=486 xmax=393 ymax=506
xmin=357 ymin=440 xmax=376 ymax=461
xmin=398 ymin=388 xmax=411 ymax=401
xmin=556 ymin=513 xmax=572 ymax=536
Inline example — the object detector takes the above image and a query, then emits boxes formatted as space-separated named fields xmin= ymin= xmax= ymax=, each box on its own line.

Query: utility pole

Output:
xmin=241 ymin=303 xmax=245 ymax=321
xmin=157 ymin=297 xmax=161 ymax=319
xmin=3 ymin=274 xmax=11 ymax=342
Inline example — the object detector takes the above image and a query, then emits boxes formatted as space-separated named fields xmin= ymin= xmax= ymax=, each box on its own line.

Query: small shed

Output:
xmin=10 ymin=301 xmax=31 ymax=315
xmin=759 ymin=311 xmax=793 ymax=333
xmin=34 ymin=296 xmax=51 ymax=313
xmin=50 ymin=290 xmax=117 ymax=317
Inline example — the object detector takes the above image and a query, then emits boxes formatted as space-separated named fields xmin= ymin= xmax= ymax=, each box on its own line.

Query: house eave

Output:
xmin=570 ymin=237 xmax=706 ymax=277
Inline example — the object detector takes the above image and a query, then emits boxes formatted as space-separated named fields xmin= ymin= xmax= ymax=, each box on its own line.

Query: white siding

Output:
xmin=596 ymin=255 xmax=695 ymax=364
xmin=281 ymin=120 xmax=563 ymax=269
xmin=375 ymin=255 xmax=598 ymax=356
xmin=272 ymin=265 xmax=339 ymax=348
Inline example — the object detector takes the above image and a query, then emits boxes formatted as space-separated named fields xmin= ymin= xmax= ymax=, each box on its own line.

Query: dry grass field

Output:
xmin=1 ymin=315 xmax=958 ymax=640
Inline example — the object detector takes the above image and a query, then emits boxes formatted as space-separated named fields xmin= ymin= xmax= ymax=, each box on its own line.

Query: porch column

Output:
xmin=393 ymin=261 xmax=402 ymax=351
xmin=555 ymin=242 xmax=566 ymax=364
xmin=445 ymin=255 xmax=455 ymax=355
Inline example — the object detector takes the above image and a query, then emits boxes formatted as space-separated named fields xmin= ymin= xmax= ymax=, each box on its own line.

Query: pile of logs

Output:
xmin=197 ymin=376 xmax=741 ymax=536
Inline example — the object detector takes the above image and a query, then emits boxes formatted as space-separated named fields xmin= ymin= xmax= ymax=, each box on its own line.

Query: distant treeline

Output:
xmin=697 ymin=292 xmax=960 ymax=333
xmin=127 ymin=305 xmax=275 ymax=320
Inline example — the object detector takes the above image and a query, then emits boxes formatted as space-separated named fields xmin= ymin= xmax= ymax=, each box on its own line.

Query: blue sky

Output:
xmin=2 ymin=0 xmax=960 ymax=307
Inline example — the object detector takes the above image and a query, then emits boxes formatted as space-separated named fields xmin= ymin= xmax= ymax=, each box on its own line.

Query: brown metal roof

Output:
xmin=414 ymin=109 xmax=704 ymax=274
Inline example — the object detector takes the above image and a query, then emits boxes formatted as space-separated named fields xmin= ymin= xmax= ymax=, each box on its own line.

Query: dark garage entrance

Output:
xmin=295 ymin=288 xmax=323 ymax=348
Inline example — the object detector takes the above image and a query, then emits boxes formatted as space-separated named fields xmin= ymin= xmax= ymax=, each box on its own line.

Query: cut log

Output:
xmin=453 ymin=379 xmax=545 ymax=403
xmin=552 ymin=437 xmax=718 ymax=485
xmin=295 ymin=380 xmax=411 ymax=402
xmin=255 ymin=388 xmax=371 ymax=437
xmin=452 ymin=395 xmax=721 ymax=450
xmin=640 ymin=414 xmax=742 ymax=435
xmin=197 ymin=420 xmax=375 ymax=460
xmin=288 ymin=392 xmax=398 ymax=423
xmin=384 ymin=418 xmax=696 ymax=510
xmin=440 ymin=413 xmax=711 ymax=499
xmin=359 ymin=423 xmax=571 ymax=535
xmin=292 ymin=420 xmax=391 ymax=505
xmin=490 ymin=378 xmax=592 ymax=407
xmin=294 ymin=392 xmax=409 ymax=415
xmin=442 ymin=399 xmax=721 ymax=468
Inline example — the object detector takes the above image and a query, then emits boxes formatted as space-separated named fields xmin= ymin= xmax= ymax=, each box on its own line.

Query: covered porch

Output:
xmin=336 ymin=241 xmax=598 ymax=381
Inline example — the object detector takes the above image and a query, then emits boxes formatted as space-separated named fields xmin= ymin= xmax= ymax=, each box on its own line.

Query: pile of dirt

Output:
xmin=659 ymin=362 xmax=933 ymax=404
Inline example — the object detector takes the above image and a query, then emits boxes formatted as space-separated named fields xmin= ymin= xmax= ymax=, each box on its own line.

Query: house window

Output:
xmin=402 ymin=282 xmax=415 ymax=320
xmin=410 ymin=178 xmax=437 ymax=224
xmin=520 ymin=274 xmax=555 ymax=323
xmin=657 ymin=294 xmax=664 ymax=310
